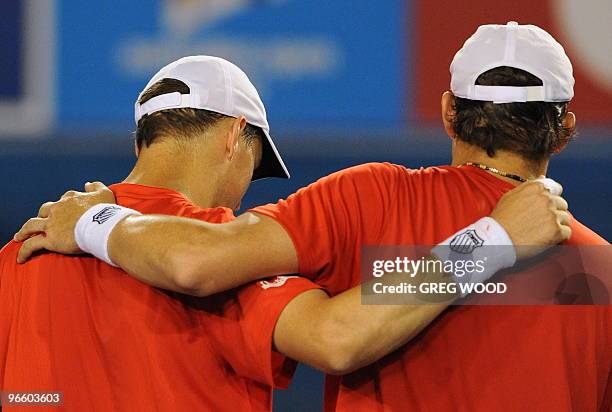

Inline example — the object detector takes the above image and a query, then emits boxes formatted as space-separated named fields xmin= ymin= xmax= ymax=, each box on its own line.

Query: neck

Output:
xmin=123 ymin=142 xmax=224 ymax=209
xmin=451 ymin=141 xmax=548 ymax=185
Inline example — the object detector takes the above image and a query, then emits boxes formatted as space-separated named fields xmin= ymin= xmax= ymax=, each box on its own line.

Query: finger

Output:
xmin=14 ymin=218 xmax=47 ymax=242
xmin=555 ymin=210 xmax=571 ymax=226
xmin=533 ymin=177 xmax=563 ymax=196
xmin=85 ymin=181 xmax=108 ymax=192
xmin=61 ymin=190 xmax=80 ymax=200
xmin=38 ymin=201 xmax=55 ymax=218
xmin=559 ymin=224 xmax=572 ymax=242
xmin=17 ymin=235 xmax=49 ymax=264
xmin=551 ymin=195 xmax=568 ymax=211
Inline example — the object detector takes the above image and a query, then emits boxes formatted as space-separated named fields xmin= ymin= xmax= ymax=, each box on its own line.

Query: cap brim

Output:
xmin=252 ymin=130 xmax=290 ymax=181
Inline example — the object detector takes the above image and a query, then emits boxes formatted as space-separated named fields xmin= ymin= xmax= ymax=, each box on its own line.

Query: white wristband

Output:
xmin=431 ymin=217 xmax=516 ymax=296
xmin=75 ymin=204 xmax=141 ymax=267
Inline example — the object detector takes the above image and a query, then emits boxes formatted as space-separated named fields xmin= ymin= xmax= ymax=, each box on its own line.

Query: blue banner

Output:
xmin=0 ymin=0 xmax=23 ymax=99
xmin=58 ymin=0 xmax=405 ymax=132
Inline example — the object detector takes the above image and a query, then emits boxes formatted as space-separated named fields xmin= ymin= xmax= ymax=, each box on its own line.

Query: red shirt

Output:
xmin=253 ymin=162 xmax=611 ymax=411
xmin=0 ymin=183 xmax=319 ymax=412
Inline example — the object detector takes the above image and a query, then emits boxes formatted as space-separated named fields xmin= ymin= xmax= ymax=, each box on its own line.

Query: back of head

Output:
xmin=449 ymin=22 xmax=576 ymax=161
xmin=135 ymin=78 xmax=262 ymax=151
xmin=133 ymin=55 xmax=290 ymax=181
xmin=452 ymin=66 xmax=574 ymax=161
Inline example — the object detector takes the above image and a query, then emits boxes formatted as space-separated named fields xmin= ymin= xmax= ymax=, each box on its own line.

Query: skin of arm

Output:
xmin=107 ymin=212 xmax=298 ymax=296
xmin=112 ymin=212 xmax=455 ymax=375
xmin=16 ymin=201 xmax=455 ymax=376
xmin=12 ymin=186 xmax=457 ymax=378
xmin=12 ymin=179 xmax=571 ymax=374
xmin=273 ymin=265 xmax=455 ymax=375
xmin=15 ymin=177 xmax=570 ymax=294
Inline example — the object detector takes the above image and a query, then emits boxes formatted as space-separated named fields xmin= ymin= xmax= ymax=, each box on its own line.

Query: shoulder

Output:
xmin=185 ymin=207 xmax=235 ymax=224
xmin=329 ymin=163 xmax=459 ymax=190
xmin=314 ymin=162 xmax=425 ymax=189
xmin=0 ymin=241 xmax=75 ymax=276
xmin=332 ymin=162 xmax=410 ymax=178
xmin=566 ymin=217 xmax=609 ymax=245
xmin=0 ymin=241 xmax=20 ymax=263
xmin=170 ymin=204 xmax=236 ymax=224
xmin=335 ymin=162 xmax=454 ymax=179
xmin=290 ymin=163 xmax=458 ymax=206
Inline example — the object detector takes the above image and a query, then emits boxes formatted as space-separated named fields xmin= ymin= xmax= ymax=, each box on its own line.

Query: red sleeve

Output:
xmin=251 ymin=162 xmax=401 ymax=290
xmin=601 ymin=307 xmax=612 ymax=411
xmin=0 ymin=242 xmax=20 ymax=389
xmin=213 ymin=276 xmax=322 ymax=388
xmin=565 ymin=217 xmax=609 ymax=245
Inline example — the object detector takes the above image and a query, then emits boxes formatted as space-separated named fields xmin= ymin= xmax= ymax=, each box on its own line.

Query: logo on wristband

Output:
xmin=92 ymin=206 xmax=122 ymax=225
xmin=450 ymin=229 xmax=484 ymax=254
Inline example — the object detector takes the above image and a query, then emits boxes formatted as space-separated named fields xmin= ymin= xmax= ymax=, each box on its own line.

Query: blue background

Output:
xmin=0 ymin=1 xmax=610 ymax=410
xmin=0 ymin=0 xmax=22 ymax=99
xmin=58 ymin=0 xmax=405 ymax=131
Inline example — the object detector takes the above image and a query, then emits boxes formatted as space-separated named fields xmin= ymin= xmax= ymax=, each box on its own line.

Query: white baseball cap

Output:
xmin=451 ymin=22 xmax=574 ymax=103
xmin=134 ymin=55 xmax=289 ymax=180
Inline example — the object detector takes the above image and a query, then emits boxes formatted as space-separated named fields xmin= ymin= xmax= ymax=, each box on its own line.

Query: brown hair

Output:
xmin=135 ymin=78 xmax=263 ymax=150
xmin=452 ymin=66 xmax=575 ymax=161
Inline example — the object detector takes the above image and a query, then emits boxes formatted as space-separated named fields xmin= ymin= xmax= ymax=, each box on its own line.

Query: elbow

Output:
xmin=162 ymin=224 xmax=239 ymax=297
xmin=311 ymin=321 xmax=363 ymax=376
xmin=171 ymin=266 xmax=209 ymax=297
xmin=165 ymin=250 xmax=217 ymax=297
xmin=318 ymin=350 xmax=360 ymax=376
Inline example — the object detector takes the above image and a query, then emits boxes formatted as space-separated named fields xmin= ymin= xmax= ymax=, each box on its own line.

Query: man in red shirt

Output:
xmin=15 ymin=24 xmax=609 ymax=410
xmin=0 ymin=56 xmax=328 ymax=411
xmin=2 ymin=54 xmax=568 ymax=411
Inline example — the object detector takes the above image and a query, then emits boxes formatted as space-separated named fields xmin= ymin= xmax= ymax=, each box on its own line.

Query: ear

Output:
xmin=225 ymin=116 xmax=248 ymax=161
xmin=553 ymin=111 xmax=576 ymax=153
xmin=563 ymin=111 xmax=576 ymax=131
xmin=441 ymin=91 xmax=457 ymax=139
xmin=134 ymin=140 xmax=140 ymax=158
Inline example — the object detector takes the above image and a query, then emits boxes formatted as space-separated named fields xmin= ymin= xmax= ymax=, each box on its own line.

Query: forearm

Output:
xmin=276 ymin=256 xmax=457 ymax=375
xmin=322 ymin=256 xmax=456 ymax=373
xmin=108 ymin=213 xmax=297 ymax=296
xmin=108 ymin=214 xmax=225 ymax=294
xmin=317 ymin=293 xmax=449 ymax=374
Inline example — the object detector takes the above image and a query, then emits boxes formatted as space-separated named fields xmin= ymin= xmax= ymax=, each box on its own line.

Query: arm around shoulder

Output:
xmin=108 ymin=212 xmax=299 ymax=296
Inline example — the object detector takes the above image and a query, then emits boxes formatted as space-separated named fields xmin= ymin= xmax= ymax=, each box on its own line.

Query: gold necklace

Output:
xmin=460 ymin=162 xmax=527 ymax=183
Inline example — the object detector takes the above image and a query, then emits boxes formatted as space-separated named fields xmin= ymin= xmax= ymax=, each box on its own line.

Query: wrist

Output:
xmin=75 ymin=204 xmax=141 ymax=266
xmin=431 ymin=217 xmax=516 ymax=297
